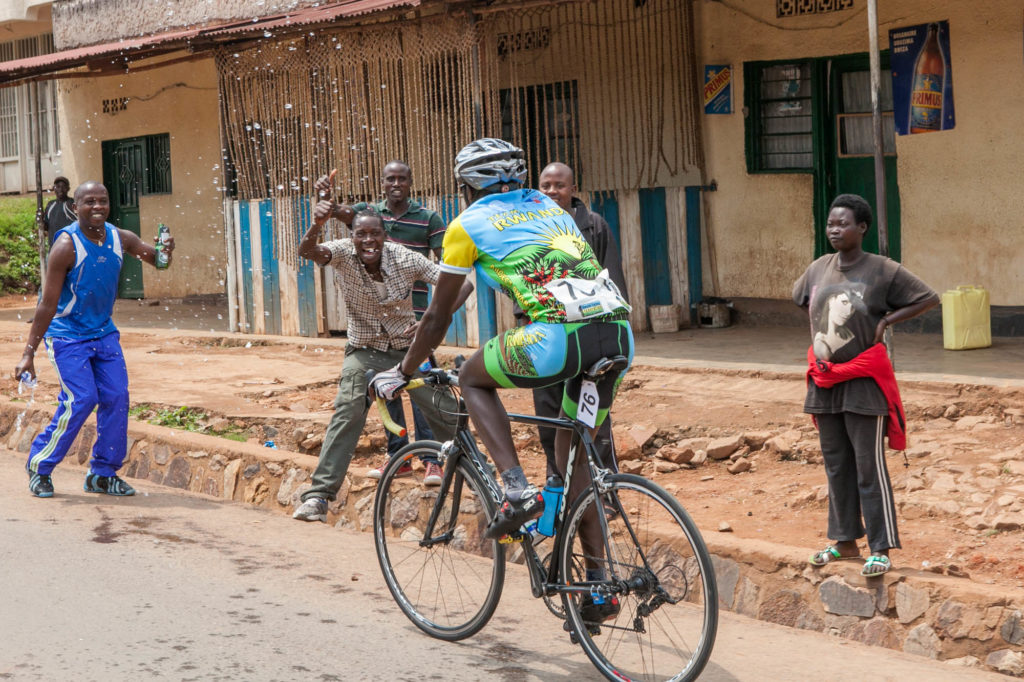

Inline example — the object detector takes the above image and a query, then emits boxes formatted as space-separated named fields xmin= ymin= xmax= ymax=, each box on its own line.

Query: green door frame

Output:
xmin=815 ymin=52 xmax=900 ymax=260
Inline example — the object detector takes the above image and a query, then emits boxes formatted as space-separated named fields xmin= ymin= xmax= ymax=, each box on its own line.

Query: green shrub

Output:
xmin=0 ymin=196 xmax=42 ymax=294
xmin=150 ymin=405 xmax=207 ymax=432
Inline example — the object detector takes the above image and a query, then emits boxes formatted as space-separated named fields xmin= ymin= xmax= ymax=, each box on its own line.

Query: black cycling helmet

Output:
xmin=453 ymin=138 xmax=528 ymax=190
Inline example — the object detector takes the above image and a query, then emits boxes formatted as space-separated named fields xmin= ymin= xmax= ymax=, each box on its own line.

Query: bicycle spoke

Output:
xmin=561 ymin=477 xmax=717 ymax=682
xmin=374 ymin=443 xmax=504 ymax=641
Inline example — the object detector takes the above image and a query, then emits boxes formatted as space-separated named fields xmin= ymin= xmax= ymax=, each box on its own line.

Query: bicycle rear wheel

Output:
xmin=373 ymin=441 xmax=505 ymax=641
xmin=560 ymin=474 xmax=718 ymax=682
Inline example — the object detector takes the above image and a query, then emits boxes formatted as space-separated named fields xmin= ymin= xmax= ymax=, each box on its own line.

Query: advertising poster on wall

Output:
xmin=703 ymin=65 xmax=732 ymax=114
xmin=889 ymin=21 xmax=956 ymax=135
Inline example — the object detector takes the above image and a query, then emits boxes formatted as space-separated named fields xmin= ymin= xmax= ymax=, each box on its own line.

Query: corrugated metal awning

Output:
xmin=202 ymin=0 xmax=420 ymax=38
xmin=0 ymin=0 xmax=420 ymax=85
xmin=0 ymin=26 xmax=203 ymax=82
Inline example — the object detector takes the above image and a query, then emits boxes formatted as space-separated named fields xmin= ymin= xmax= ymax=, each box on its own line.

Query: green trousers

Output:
xmin=303 ymin=345 xmax=459 ymax=502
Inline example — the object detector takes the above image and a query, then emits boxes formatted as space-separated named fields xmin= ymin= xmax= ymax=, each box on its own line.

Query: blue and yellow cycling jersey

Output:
xmin=440 ymin=189 xmax=629 ymax=324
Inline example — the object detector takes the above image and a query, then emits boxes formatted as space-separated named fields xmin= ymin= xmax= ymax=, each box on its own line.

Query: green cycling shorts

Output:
xmin=482 ymin=319 xmax=634 ymax=426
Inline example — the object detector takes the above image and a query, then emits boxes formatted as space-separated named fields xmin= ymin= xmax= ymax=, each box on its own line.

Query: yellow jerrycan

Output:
xmin=941 ymin=285 xmax=991 ymax=350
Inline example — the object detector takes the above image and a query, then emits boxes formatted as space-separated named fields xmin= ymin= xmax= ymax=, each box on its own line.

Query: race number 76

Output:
xmin=577 ymin=379 xmax=599 ymax=428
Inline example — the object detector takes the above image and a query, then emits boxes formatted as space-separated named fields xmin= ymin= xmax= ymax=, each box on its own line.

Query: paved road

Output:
xmin=0 ymin=452 xmax=1009 ymax=682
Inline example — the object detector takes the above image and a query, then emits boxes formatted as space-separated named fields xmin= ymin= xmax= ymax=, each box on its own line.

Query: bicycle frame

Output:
xmin=375 ymin=383 xmax=643 ymax=603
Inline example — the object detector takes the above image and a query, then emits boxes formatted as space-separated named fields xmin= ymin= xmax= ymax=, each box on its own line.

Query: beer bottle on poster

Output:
xmin=909 ymin=23 xmax=944 ymax=134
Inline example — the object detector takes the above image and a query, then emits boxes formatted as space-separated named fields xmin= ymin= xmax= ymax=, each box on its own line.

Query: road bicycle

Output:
xmin=370 ymin=356 xmax=718 ymax=681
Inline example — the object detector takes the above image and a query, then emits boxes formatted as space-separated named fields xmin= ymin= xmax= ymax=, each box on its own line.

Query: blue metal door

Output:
xmin=639 ymin=188 xmax=672 ymax=306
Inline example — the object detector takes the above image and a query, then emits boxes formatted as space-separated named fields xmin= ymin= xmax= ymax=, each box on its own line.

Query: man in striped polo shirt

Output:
xmin=350 ymin=161 xmax=446 ymax=317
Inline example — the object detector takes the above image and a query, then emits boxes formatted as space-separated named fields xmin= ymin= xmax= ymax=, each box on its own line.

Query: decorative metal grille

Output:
xmin=777 ymin=0 xmax=854 ymax=18
xmin=143 ymin=133 xmax=172 ymax=195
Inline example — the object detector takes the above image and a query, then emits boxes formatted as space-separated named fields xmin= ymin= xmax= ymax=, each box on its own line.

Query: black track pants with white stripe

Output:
xmin=816 ymin=412 xmax=900 ymax=553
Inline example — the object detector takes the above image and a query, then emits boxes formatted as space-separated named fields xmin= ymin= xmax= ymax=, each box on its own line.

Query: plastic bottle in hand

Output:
xmin=19 ymin=372 xmax=38 ymax=392
xmin=155 ymin=223 xmax=171 ymax=269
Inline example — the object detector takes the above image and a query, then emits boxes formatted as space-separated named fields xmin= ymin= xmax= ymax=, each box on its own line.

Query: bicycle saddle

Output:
xmin=585 ymin=355 xmax=629 ymax=379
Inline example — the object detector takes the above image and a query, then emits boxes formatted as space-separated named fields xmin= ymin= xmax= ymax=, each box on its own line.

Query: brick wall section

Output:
xmin=3 ymin=398 xmax=1023 ymax=675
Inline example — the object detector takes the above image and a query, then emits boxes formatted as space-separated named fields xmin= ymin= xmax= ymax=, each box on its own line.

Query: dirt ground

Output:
xmin=244 ymin=363 xmax=1024 ymax=590
xmin=3 ymin=293 xmax=1024 ymax=591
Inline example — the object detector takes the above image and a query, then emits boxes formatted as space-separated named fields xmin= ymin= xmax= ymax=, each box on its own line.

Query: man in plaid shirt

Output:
xmin=317 ymin=161 xmax=446 ymax=478
xmin=291 ymin=175 xmax=473 ymax=523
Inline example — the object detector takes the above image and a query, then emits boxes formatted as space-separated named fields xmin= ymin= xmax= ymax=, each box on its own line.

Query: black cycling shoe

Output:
xmin=580 ymin=593 xmax=620 ymax=623
xmin=565 ymin=619 xmax=600 ymax=641
xmin=484 ymin=485 xmax=544 ymax=539
xmin=565 ymin=594 xmax=620 ymax=642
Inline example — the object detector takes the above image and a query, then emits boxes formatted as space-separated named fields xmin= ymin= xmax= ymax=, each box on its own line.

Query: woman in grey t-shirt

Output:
xmin=794 ymin=194 xmax=938 ymax=577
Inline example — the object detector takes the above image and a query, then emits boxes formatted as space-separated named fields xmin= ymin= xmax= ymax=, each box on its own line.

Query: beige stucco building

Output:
xmin=695 ymin=0 xmax=1024 ymax=318
xmin=54 ymin=57 xmax=224 ymax=298
xmin=2 ymin=0 xmax=1022 ymax=335
xmin=0 ymin=1 xmax=59 ymax=193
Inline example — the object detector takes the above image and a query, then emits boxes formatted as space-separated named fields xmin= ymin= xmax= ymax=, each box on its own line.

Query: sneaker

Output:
xmin=28 ymin=471 xmax=54 ymax=498
xmin=484 ymin=485 xmax=544 ymax=539
xmin=293 ymin=497 xmax=328 ymax=522
xmin=423 ymin=462 xmax=443 ymax=486
xmin=367 ymin=458 xmax=413 ymax=480
xmin=83 ymin=473 xmax=135 ymax=496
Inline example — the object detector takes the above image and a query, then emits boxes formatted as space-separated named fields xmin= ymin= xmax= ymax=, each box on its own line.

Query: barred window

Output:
xmin=0 ymin=41 xmax=18 ymax=159
xmin=777 ymin=0 xmax=854 ymax=18
xmin=0 ymin=88 xmax=17 ymax=159
xmin=1 ymin=35 xmax=60 ymax=159
xmin=745 ymin=62 xmax=813 ymax=171
xmin=500 ymin=80 xmax=580 ymax=188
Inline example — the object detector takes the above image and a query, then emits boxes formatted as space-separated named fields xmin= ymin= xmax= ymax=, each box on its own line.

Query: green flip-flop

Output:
xmin=809 ymin=545 xmax=845 ymax=567
xmin=861 ymin=554 xmax=892 ymax=577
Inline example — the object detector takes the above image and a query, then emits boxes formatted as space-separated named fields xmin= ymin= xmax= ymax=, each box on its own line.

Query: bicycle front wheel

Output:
xmin=373 ymin=441 xmax=505 ymax=641
xmin=560 ymin=474 xmax=718 ymax=682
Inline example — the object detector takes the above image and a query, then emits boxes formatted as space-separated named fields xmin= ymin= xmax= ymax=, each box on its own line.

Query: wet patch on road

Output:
xmin=474 ymin=635 xmax=533 ymax=682
xmin=91 ymin=512 xmax=120 ymax=543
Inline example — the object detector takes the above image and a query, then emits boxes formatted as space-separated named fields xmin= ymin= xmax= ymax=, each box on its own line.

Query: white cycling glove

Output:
xmin=370 ymin=364 xmax=410 ymax=401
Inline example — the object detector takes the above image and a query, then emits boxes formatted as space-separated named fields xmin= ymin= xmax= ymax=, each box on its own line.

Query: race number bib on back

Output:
xmin=544 ymin=269 xmax=630 ymax=321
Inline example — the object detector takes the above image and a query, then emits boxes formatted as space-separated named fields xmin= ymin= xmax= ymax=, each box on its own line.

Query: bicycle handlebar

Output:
xmin=374 ymin=377 xmax=428 ymax=437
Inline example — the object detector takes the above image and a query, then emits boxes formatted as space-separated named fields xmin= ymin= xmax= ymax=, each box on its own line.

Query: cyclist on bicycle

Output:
xmin=370 ymin=138 xmax=634 ymax=549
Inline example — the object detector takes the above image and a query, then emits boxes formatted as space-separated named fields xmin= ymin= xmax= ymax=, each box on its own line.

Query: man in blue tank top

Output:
xmin=14 ymin=181 xmax=175 ymax=498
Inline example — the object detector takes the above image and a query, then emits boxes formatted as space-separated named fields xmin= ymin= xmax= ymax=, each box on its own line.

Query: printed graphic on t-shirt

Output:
xmin=809 ymin=282 xmax=868 ymax=361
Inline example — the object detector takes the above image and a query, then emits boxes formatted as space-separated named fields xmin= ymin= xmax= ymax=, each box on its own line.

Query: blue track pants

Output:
xmin=27 ymin=332 xmax=129 ymax=477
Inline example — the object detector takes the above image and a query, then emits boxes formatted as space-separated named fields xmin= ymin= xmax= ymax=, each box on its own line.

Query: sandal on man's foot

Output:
xmin=861 ymin=555 xmax=892 ymax=577
xmin=809 ymin=545 xmax=857 ymax=567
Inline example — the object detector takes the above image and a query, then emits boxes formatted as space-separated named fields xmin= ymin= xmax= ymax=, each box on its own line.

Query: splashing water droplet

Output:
xmin=15 ymin=373 xmax=38 ymax=431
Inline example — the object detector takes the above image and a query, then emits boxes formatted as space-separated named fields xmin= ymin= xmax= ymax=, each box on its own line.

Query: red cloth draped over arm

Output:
xmin=805 ymin=343 xmax=907 ymax=450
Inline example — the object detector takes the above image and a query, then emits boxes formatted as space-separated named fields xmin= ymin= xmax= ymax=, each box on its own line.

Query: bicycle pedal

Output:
xmin=498 ymin=533 xmax=525 ymax=545
xmin=563 ymin=619 xmax=601 ymax=641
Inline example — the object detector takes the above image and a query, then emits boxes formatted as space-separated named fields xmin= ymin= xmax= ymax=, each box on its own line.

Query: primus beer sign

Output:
xmin=889 ymin=21 xmax=956 ymax=135
xmin=704 ymin=65 xmax=732 ymax=115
